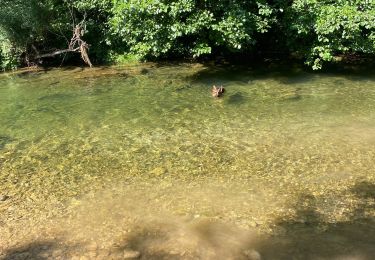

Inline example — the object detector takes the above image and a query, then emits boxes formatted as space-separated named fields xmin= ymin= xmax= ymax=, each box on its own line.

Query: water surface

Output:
xmin=0 ymin=64 xmax=374 ymax=259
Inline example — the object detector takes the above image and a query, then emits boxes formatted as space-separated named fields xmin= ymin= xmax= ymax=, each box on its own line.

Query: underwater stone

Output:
xmin=150 ymin=167 xmax=166 ymax=176
xmin=0 ymin=195 xmax=9 ymax=202
xmin=123 ymin=250 xmax=140 ymax=259
xmin=243 ymin=249 xmax=261 ymax=260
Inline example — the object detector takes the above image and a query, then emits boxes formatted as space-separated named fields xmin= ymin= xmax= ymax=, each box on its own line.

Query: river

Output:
xmin=0 ymin=63 xmax=374 ymax=259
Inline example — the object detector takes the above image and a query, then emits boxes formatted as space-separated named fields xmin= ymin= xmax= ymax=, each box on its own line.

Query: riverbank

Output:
xmin=2 ymin=53 xmax=375 ymax=78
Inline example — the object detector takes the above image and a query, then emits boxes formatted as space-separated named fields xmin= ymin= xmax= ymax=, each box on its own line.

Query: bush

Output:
xmin=110 ymin=0 xmax=275 ymax=58
xmin=0 ymin=34 xmax=20 ymax=70
xmin=0 ymin=0 xmax=374 ymax=70
xmin=284 ymin=0 xmax=375 ymax=69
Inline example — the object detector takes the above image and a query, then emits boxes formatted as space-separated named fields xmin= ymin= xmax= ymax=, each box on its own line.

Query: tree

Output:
xmin=110 ymin=0 xmax=275 ymax=59
xmin=284 ymin=0 xmax=375 ymax=69
xmin=0 ymin=0 xmax=110 ymax=69
xmin=1 ymin=0 xmax=375 ymax=70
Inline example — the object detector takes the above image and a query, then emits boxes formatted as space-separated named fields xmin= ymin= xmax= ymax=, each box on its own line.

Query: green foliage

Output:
xmin=110 ymin=0 xmax=275 ymax=58
xmin=108 ymin=52 xmax=141 ymax=64
xmin=0 ymin=0 xmax=72 ymax=68
xmin=0 ymin=0 xmax=375 ymax=70
xmin=0 ymin=34 xmax=20 ymax=70
xmin=0 ymin=0 xmax=43 ymax=43
xmin=0 ymin=0 xmax=114 ymax=67
xmin=285 ymin=0 xmax=375 ymax=69
xmin=0 ymin=0 xmax=41 ymax=69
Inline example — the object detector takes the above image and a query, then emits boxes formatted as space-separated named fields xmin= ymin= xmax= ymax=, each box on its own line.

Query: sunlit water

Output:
xmin=0 ymin=64 xmax=374 ymax=259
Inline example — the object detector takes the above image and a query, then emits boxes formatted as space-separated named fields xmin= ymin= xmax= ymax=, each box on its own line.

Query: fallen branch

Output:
xmin=35 ymin=47 xmax=80 ymax=59
xmin=32 ymin=23 xmax=93 ymax=67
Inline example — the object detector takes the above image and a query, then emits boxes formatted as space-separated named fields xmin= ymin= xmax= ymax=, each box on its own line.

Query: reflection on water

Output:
xmin=226 ymin=92 xmax=247 ymax=105
xmin=0 ymin=64 xmax=375 ymax=258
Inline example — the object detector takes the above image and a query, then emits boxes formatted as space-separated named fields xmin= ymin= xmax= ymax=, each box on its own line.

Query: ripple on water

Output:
xmin=0 ymin=64 xmax=375 ymax=258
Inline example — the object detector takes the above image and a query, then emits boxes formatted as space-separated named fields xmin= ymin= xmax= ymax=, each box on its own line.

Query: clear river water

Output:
xmin=0 ymin=63 xmax=374 ymax=259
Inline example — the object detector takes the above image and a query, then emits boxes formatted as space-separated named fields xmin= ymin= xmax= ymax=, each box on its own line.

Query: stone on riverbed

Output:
xmin=0 ymin=194 xmax=9 ymax=202
xmin=123 ymin=250 xmax=141 ymax=259
xmin=243 ymin=249 xmax=261 ymax=260
xmin=150 ymin=167 xmax=166 ymax=176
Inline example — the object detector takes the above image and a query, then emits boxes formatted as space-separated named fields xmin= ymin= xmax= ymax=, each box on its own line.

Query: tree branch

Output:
xmin=32 ymin=22 xmax=93 ymax=67
xmin=35 ymin=47 xmax=80 ymax=59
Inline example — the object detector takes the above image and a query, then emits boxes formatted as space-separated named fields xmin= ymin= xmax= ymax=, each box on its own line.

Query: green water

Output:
xmin=0 ymin=64 xmax=375 ymax=259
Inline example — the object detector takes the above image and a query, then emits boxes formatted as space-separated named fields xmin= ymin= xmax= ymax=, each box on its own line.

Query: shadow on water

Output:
xmin=1 ymin=241 xmax=58 ymax=260
xmin=348 ymin=181 xmax=375 ymax=219
xmin=190 ymin=61 xmax=375 ymax=86
xmin=0 ymin=135 xmax=13 ymax=150
xmin=120 ymin=181 xmax=375 ymax=260
xmin=1 ymin=181 xmax=374 ymax=259
xmin=14 ymin=67 xmax=53 ymax=79
xmin=190 ymin=66 xmax=315 ymax=87
xmin=258 ymin=181 xmax=375 ymax=260
xmin=226 ymin=92 xmax=247 ymax=105
xmin=61 ymin=66 xmax=85 ymax=72
xmin=38 ymin=93 xmax=76 ymax=101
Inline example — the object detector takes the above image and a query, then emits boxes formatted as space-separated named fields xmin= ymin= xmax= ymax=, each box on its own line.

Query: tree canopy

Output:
xmin=110 ymin=0 xmax=274 ymax=58
xmin=285 ymin=0 xmax=375 ymax=69
xmin=0 ymin=0 xmax=374 ymax=70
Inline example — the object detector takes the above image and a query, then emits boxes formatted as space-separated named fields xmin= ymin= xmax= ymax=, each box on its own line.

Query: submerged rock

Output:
xmin=150 ymin=167 xmax=166 ymax=176
xmin=0 ymin=195 xmax=9 ymax=202
xmin=243 ymin=249 xmax=261 ymax=260
xmin=123 ymin=250 xmax=141 ymax=259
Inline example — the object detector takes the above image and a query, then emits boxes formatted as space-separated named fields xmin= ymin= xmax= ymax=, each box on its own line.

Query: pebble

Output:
xmin=123 ymin=250 xmax=141 ymax=259
xmin=249 ymin=221 xmax=257 ymax=228
xmin=150 ymin=167 xmax=166 ymax=176
xmin=52 ymin=249 xmax=63 ymax=258
xmin=96 ymin=251 xmax=111 ymax=258
xmin=86 ymin=242 xmax=98 ymax=251
xmin=243 ymin=249 xmax=261 ymax=260
xmin=0 ymin=195 xmax=9 ymax=202
xmin=86 ymin=251 xmax=97 ymax=258
xmin=39 ymin=251 xmax=52 ymax=258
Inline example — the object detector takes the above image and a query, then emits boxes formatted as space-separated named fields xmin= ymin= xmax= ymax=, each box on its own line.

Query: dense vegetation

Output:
xmin=0 ymin=0 xmax=374 ymax=70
